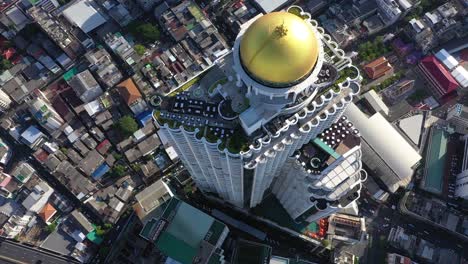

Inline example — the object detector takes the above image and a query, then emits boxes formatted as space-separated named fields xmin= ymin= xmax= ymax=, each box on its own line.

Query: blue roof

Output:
xmin=91 ymin=164 xmax=110 ymax=180
xmin=137 ymin=110 xmax=153 ymax=127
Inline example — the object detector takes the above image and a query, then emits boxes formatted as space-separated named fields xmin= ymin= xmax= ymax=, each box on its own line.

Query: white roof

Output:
xmin=452 ymin=66 xmax=468 ymax=88
xmin=71 ymin=230 xmax=86 ymax=242
xmin=398 ymin=0 xmax=412 ymax=10
xmin=398 ymin=114 xmax=424 ymax=145
xmin=435 ymin=49 xmax=458 ymax=70
xmin=363 ymin=90 xmax=389 ymax=116
xmin=133 ymin=129 xmax=145 ymax=141
xmin=165 ymin=146 xmax=178 ymax=161
xmin=83 ymin=100 xmax=103 ymax=116
xmin=62 ymin=0 xmax=106 ymax=33
xmin=409 ymin=18 xmax=425 ymax=33
xmin=345 ymin=103 xmax=421 ymax=180
xmin=254 ymin=0 xmax=289 ymax=12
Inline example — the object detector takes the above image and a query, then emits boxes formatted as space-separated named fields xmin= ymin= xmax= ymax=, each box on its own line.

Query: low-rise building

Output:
xmin=139 ymin=197 xmax=229 ymax=264
xmin=363 ymin=56 xmax=394 ymax=80
xmin=418 ymin=55 xmax=459 ymax=99
xmin=0 ymin=89 xmax=12 ymax=111
xmin=345 ymin=103 xmax=421 ymax=193
xmin=327 ymin=214 xmax=366 ymax=244
xmin=28 ymin=96 xmax=65 ymax=135
xmin=20 ymin=125 xmax=46 ymax=149
xmin=38 ymin=203 xmax=57 ymax=225
xmin=447 ymin=104 xmax=468 ymax=134
xmin=85 ymin=47 xmax=123 ymax=88
xmin=68 ymin=70 xmax=104 ymax=103
xmin=117 ymin=78 xmax=147 ymax=114
xmin=62 ymin=0 xmax=107 ymax=33
xmin=10 ymin=162 xmax=35 ymax=185
xmin=28 ymin=6 xmax=82 ymax=59
xmin=133 ymin=179 xmax=173 ymax=223
xmin=387 ymin=253 xmax=416 ymax=264
xmin=21 ymin=180 xmax=54 ymax=214
xmin=105 ymin=32 xmax=140 ymax=66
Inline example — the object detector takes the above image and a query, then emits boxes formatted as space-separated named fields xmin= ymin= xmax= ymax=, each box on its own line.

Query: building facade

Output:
xmin=157 ymin=6 xmax=365 ymax=222
xmin=455 ymin=135 xmax=468 ymax=199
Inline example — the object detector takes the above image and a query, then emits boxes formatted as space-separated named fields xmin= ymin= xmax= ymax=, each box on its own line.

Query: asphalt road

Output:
xmin=0 ymin=239 xmax=77 ymax=264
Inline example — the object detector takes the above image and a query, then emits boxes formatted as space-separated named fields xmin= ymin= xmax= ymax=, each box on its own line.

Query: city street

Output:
xmin=360 ymin=191 xmax=468 ymax=263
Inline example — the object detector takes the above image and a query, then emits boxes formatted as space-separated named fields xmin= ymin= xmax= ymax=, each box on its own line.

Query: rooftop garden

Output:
xmin=226 ymin=128 xmax=250 ymax=153
xmin=208 ymin=78 xmax=228 ymax=94
xmin=287 ymin=6 xmax=310 ymax=20
xmin=371 ymin=71 xmax=403 ymax=92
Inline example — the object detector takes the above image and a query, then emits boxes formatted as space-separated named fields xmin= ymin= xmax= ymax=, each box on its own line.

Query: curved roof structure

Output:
xmin=345 ymin=103 xmax=421 ymax=180
xmin=239 ymin=12 xmax=319 ymax=87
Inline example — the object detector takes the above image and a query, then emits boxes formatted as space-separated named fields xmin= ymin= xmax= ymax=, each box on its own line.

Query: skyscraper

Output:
xmin=156 ymin=6 xmax=365 ymax=222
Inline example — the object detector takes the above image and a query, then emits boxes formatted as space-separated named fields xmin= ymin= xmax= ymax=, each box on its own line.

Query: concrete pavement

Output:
xmin=0 ymin=239 xmax=78 ymax=264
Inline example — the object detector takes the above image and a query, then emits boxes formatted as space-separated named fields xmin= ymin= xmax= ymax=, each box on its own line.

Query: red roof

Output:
xmin=364 ymin=57 xmax=393 ymax=79
xmin=420 ymin=56 xmax=459 ymax=93
xmin=117 ymin=78 xmax=142 ymax=106
xmin=34 ymin=149 xmax=49 ymax=163
xmin=96 ymin=139 xmax=111 ymax=155
xmin=39 ymin=203 xmax=57 ymax=223
xmin=2 ymin=47 xmax=15 ymax=60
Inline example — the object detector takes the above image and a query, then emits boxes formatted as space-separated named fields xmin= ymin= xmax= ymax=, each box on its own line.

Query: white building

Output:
xmin=22 ymin=181 xmax=54 ymax=213
xmin=376 ymin=0 xmax=402 ymax=25
xmin=447 ymin=104 xmax=468 ymax=134
xmin=345 ymin=103 xmax=421 ymax=193
xmin=452 ymin=66 xmax=468 ymax=88
xmin=157 ymin=7 xmax=365 ymax=222
xmin=0 ymin=89 xmax=12 ymax=111
xmin=62 ymin=0 xmax=106 ymax=33
xmin=28 ymin=96 xmax=64 ymax=134
xmin=68 ymin=70 xmax=103 ymax=103
xmin=435 ymin=49 xmax=458 ymax=70
xmin=455 ymin=135 xmax=468 ymax=199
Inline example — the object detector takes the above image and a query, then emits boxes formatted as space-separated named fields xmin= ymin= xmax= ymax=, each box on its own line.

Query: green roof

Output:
xmin=313 ymin=138 xmax=341 ymax=160
xmin=164 ymin=201 xmax=213 ymax=248
xmin=155 ymin=198 xmax=227 ymax=264
xmin=206 ymin=220 xmax=225 ymax=245
xmin=140 ymin=218 xmax=158 ymax=239
xmin=63 ymin=67 xmax=78 ymax=81
xmin=86 ymin=230 xmax=103 ymax=245
xmin=156 ymin=232 xmax=196 ymax=264
xmin=423 ymin=128 xmax=447 ymax=194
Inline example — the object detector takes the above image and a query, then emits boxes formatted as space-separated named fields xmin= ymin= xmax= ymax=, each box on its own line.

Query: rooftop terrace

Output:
xmin=296 ymin=116 xmax=360 ymax=175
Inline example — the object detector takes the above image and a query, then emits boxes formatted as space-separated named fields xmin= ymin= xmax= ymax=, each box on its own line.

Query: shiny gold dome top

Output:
xmin=239 ymin=12 xmax=319 ymax=87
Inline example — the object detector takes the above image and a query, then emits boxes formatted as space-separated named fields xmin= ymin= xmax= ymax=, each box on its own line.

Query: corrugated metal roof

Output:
xmin=345 ymin=103 xmax=421 ymax=180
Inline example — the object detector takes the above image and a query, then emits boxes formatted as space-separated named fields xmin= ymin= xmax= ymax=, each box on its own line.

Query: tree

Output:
xmin=0 ymin=59 xmax=12 ymax=72
xmin=134 ymin=44 xmax=146 ymax=56
xmin=110 ymin=164 xmax=126 ymax=177
xmin=116 ymin=115 xmax=138 ymax=137
xmin=127 ymin=22 xmax=160 ymax=43
xmin=46 ymin=222 xmax=58 ymax=233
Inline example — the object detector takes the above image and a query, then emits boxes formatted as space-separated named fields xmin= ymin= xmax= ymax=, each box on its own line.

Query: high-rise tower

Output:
xmin=156 ymin=6 xmax=365 ymax=222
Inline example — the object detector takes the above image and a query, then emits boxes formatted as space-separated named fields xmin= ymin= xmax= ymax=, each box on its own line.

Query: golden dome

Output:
xmin=240 ymin=12 xmax=319 ymax=87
